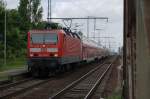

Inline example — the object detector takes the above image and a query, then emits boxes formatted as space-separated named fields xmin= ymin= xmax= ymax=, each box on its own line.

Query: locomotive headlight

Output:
xmin=30 ymin=53 xmax=34 ymax=57
xmin=54 ymin=54 xmax=58 ymax=57
xmin=47 ymin=48 xmax=58 ymax=52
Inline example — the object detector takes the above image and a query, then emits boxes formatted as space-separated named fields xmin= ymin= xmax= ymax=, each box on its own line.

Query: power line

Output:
xmin=89 ymin=37 xmax=114 ymax=38
xmin=47 ymin=17 xmax=108 ymax=20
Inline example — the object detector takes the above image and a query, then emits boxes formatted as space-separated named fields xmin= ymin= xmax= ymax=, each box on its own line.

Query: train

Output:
xmin=27 ymin=27 xmax=109 ymax=77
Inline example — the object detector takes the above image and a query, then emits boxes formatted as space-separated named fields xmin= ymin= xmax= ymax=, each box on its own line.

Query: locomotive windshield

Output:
xmin=31 ymin=33 xmax=58 ymax=44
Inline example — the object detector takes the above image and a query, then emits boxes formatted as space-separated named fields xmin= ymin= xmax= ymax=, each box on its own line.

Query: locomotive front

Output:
xmin=27 ymin=30 xmax=62 ymax=77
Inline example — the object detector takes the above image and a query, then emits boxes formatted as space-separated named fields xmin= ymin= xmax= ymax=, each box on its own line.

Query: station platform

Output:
xmin=0 ymin=68 xmax=27 ymax=76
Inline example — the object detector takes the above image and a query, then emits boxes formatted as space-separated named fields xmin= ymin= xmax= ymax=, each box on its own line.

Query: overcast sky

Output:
xmin=5 ymin=0 xmax=123 ymax=52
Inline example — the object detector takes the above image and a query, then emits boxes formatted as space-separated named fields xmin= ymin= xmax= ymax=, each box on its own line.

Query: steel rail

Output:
xmin=50 ymin=57 xmax=116 ymax=99
xmin=0 ymin=78 xmax=33 ymax=90
xmin=0 ymin=79 xmax=52 ymax=99
xmin=49 ymin=60 xmax=108 ymax=99
xmin=84 ymin=60 xmax=115 ymax=99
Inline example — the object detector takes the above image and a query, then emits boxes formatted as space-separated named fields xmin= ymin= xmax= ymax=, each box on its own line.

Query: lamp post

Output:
xmin=4 ymin=0 xmax=7 ymax=66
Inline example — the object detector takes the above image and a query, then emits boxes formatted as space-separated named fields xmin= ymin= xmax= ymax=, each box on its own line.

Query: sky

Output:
xmin=5 ymin=0 xmax=123 ymax=52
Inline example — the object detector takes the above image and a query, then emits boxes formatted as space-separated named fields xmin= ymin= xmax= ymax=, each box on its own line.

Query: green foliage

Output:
xmin=0 ymin=0 xmax=4 ymax=11
xmin=107 ymin=95 xmax=122 ymax=99
xmin=18 ymin=0 xmax=43 ymax=30
xmin=32 ymin=0 xmax=43 ymax=26
xmin=18 ymin=0 xmax=31 ymax=31
xmin=0 ymin=0 xmax=43 ymax=67
xmin=0 ymin=0 xmax=4 ymax=40
xmin=0 ymin=0 xmax=4 ymax=66
xmin=107 ymin=91 xmax=122 ymax=99
xmin=0 ymin=58 xmax=26 ymax=72
xmin=34 ymin=21 xmax=47 ymax=29
xmin=0 ymin=41 xmax=4 ymax=58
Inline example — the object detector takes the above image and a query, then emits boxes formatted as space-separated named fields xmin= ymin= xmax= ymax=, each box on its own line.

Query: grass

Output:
xmin=107 ymin=91 xmax=122 ymax=99
xmin=107 ymin=95 xmax=122 ymax=99
xmin=0 ymin=58 xmax=26 ymax=72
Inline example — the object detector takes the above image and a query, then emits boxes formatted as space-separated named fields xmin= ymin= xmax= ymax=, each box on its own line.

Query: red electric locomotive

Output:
xmin=27 ymin=28 xmax=82 ymax=77
xmin=27 ymin=27 xmax=108 ymax=77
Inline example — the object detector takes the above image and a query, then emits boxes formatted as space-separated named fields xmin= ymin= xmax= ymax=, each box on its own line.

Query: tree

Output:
xmin=6 ymin=9 xmax=24 ymax=58
xmin=18 ymin=0 xmax=31 ymax=31
xmin=0 ymin=0 xmax=43 ymax=61
xmin=0 ymin=0 xmax=4 ymax=9
xmin=32 ymin=0 xmax=43 ymax=26
xmin=0 ymin=0 xmax=5 ymax=61
xmin=0 ymin=0 xmax=5 ymax=41
xmin=18 ymin=0 xmax=43 ymax=30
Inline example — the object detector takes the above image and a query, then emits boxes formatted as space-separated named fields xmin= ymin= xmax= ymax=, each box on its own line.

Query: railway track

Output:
xmin=0 ymin=78 xmax=52 ymax=99
xmin=0 ymin=57 xmax=115 ymax=99
xmin=49 ymin=57 xmax=116 ymax=99
xmin=0 ymin=78 xmax=33 ymax=90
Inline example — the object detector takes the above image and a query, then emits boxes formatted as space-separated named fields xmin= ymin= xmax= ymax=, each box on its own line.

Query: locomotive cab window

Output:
xmin=30 ymin=33 xmax=58 ymax=44
xmin=44 ymin=33 xmax=58 ymax=44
